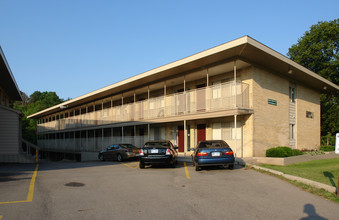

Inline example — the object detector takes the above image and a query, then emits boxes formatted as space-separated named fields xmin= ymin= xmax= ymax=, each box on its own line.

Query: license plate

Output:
xmin=211 ymin=152 xmax=221 ymax=156
xmin=151 ymin=149 xmax=158 ymax=154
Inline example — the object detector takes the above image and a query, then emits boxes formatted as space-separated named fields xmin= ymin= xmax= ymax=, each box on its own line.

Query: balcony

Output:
xmin=38 ymin=81 xmax=250 ymax=133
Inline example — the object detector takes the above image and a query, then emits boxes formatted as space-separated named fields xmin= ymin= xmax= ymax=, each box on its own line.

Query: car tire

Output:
xmin=229 ymin=164 xmax=234 ymax=170
xmin=195 ymin=163 xmax=200 ymax=171
xmin=139 ymin=162 xmax=145 ymax=169
xmin=117 ymin=154 xmax=123 ymax=162
xmin=171 ymin=161 xmax=176 ymax=168
xmin=99 ymin=154 xmax=104 ymax=161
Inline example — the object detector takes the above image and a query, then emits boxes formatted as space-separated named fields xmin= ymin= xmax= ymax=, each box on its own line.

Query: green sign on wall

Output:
xmin=268 ymin=99 xmax=277 ymax=106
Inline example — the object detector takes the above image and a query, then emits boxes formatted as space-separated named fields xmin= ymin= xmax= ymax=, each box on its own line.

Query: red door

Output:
xmin=178 ymin=126 xmax=184 ymax=152
xmin=197 ymin=124 xmax=206 ymax=145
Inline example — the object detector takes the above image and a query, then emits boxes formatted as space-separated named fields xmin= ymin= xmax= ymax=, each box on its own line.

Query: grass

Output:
xmin=259 ymin=158 xmax=339 ymax=188
xmin=252 ymin=167 xmax=339 ymax=203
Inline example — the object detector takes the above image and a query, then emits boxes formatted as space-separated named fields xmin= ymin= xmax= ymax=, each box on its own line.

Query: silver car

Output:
xmin=98 ymin=144 xmax=140 ymax=162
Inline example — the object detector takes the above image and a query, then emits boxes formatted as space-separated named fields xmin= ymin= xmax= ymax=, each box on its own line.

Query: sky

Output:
xmin=1 ymin=0 xmax=338 ymax=100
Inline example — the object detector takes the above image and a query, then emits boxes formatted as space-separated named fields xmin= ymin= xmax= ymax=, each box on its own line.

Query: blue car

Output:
xmin=192 ymin=140 xmax=235 ymax=171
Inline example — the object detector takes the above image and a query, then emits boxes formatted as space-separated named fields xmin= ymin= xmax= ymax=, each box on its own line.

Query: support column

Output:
xmin=206 ymin=68 xmax=209 ymax=86
xmin=234 ymin=115 xmax=237 ymax=158
xmin=86 ymin=130 xmax=88 ymax=151
xmin=184 ymin=120 xmax=187 ymax=156
xmin=148 ymin=124 xmax=150 ymax=141
xmin=134 ymin=90 xmax=136 ymax=103
xmin=122 ymin=127 xmax=124 ymax=143
xmin=73 ymin=131 xmax=76 ymax=154
xmin=234 ymin=60 xmax=237 ymax=108
xmin=111 ymin=127 xmax=113 ymax=144
xmin=134 ymin=125 xmax=137 ymax=146
xmin=148 ymin=86 xmax=150 ymax=119
xmin=164 ymin=81 xmax=166 ymax=96
xmin=94 ymin=130 xmax=96 ymax=151
xmin=102 ymin=128 xmax=104 ymax=150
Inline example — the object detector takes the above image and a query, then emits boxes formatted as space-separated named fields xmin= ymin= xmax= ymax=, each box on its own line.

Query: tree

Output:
xmin=12 ymin=91 xmax=64 ymax=144
xmin=287 ymin=19 xmax=339 ymax=143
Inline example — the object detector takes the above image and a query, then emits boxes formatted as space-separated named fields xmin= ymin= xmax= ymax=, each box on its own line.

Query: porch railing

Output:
xmin=38 ymin=81 xmax=249 ymax=132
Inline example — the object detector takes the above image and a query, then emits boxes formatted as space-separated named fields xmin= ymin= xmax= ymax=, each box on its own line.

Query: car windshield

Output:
xmin=198 ymin=141 xmax=229 ymax=148
xmin=120 ymin=144 xmax=136 ymax=148
xmin=144 ymin=142 xmax=170 ymax=148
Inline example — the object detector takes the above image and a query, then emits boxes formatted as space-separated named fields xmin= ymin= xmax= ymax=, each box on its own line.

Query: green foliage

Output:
xmin=12 ymin=91 xmax=64 ymax=144
xmin=319 ymin=145 xmax=335 ymax=152
xmin=321 ymin=133 xmax=335 ymax=146
xmin=292 ymin=149 xmax=303 ymax=156
xmin=266 ymin=146 xmax=303 ymax=157
xmin=288 ymin=19 xmax=339 ymax=136
xmin=260 ymin=158 xmax=339 ymax=188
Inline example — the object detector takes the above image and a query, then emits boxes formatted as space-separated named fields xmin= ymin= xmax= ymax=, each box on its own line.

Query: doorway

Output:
xmin=197 ymin=124 xmax=206 ymax=144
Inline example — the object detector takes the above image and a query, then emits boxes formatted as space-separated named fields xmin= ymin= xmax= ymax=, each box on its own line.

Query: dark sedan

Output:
xmin=139 ymin=141 xmax=178 ymax=169
xmin=192 ymin=140 xmax=235 ymax=171
xmin=98 ymin=144 xmax=139 ymax=162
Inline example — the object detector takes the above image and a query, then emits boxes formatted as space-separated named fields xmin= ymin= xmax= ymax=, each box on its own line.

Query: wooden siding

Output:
xmin=0 ymin=107 xmax=20 ymax=154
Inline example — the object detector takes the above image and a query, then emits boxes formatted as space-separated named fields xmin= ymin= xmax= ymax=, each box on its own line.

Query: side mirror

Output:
xmin=174 ymin=146 xmax=179 ymax=150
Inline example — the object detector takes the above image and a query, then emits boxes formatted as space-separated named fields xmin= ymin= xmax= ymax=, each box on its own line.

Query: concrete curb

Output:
xmin=252 ymin=165 xmax=337 ymax=194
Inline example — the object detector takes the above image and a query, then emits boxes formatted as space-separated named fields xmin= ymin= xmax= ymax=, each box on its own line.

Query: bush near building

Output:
xmin=319 ymin=145 xmax=335 ymax=152
xmin=266 ymin=146 xmax=303 ymax=157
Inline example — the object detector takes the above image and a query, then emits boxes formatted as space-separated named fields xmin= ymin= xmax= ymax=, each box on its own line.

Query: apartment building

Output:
xmin=0 ymin=46 xmax=23 ymax=160
xmin=28 ymin=36 xmax=339 ymax=160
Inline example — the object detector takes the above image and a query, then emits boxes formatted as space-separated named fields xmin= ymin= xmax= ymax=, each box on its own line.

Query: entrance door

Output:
xmin=178 ymin=126 xmax=184 ymax=152
xmin=197 ymin=124 xmax=206 ymax=145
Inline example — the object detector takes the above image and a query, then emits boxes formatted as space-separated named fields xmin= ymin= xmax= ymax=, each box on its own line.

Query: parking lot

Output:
xmin=1 ymin=161 xmax=339 ymax=220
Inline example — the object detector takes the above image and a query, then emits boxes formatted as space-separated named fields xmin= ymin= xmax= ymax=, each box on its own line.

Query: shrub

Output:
xmin=266 ymin=146 xmax=292 ymax=157
xmin=292 ymin=149 xmax=303 ymax=156
xmin=319 ymin=145 xmax=335 ymax=152
xmin=266 ymin=146 xmax=303 ymax=157
xmin=321 ymin=134 xmax=335 ymax=146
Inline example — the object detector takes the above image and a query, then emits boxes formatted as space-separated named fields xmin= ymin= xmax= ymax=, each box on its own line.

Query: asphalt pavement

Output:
xmin=0 ymin=161 xmax=338 ymax=220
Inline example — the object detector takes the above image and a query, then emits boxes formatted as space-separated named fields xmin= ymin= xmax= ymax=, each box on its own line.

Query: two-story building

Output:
xmin=28 ymin=36 xmax=339 ymax=161
xmin=0 ymin=46 xmax=28 ymax=162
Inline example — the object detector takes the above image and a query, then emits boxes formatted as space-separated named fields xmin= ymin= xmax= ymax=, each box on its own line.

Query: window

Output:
xmin=289 ymin=124 xmax=295 ymax=140
xmin=289 ymin=87 xmax=295 ymax=102
xmin=306 ymin=111 xmax=314 ymax=119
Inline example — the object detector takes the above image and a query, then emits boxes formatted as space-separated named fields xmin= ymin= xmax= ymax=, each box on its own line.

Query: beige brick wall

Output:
xmin=296 ymin=85 xmax=321 ymax=149
xmin=252 ymin=67 xmax=290 ymax=156
xmin=240 ymin=67 xmax=254 ymax=157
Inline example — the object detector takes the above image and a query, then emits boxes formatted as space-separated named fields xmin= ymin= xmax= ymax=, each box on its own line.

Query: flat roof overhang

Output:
xmin=28 ymin=36 xmax=339 ymax=119
xmin=0 ymin=47 xmax=22 ymax=101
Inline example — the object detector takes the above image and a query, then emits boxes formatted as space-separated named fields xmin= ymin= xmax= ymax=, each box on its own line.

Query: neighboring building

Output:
xmin=28 ymin=36 xmax=339 ymax=160
xmin=0 ymin=46 xmax=29 ymax=162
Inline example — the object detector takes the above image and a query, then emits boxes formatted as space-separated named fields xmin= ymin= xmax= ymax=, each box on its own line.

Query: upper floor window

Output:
xmin=289 ymin=86 xmax=295 ymax=103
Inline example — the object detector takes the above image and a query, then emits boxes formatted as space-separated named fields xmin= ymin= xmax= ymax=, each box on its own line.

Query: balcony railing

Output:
xmin=38 ymin=81 xmax=249 ymax=132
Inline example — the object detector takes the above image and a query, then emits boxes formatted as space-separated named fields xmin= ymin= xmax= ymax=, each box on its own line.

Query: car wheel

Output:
xmin=139 ymin=162 xmax=145 ymax=169
xmin=171 ymin=161 xmax=176 ymax=168
xmin=229 ymin=164 xmax=234 ymax=170
xmin=195 ymin=163 xmax=200 ymax=171
xmin=117 ymin=154 xmax=123 ymax=162
xmin=99 ymin=154 xmax=104 ymax=161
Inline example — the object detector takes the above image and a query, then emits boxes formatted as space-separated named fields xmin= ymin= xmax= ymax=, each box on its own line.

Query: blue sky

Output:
xmin=1 ymin=0 xmax=338 ymax=100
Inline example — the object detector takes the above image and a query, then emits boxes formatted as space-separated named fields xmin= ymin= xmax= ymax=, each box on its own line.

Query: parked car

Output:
xmin=98 ymin=144 xmax=140 ymax=162
xmin=139 ymin=141 xmax=178 ymax=169
xmin=192 ymin=140 xmax=235 ymax=171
